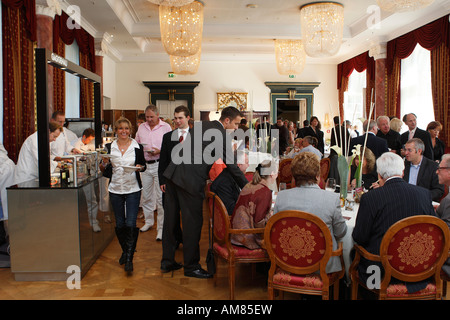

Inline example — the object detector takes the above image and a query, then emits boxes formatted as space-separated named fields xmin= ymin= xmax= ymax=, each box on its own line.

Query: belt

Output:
xmin=147 ymin=159 xmax=159 ymax=164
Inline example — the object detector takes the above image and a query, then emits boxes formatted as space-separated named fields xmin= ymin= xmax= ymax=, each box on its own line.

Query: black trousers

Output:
xmin=161 ymin=180 xmax=204 ymax=272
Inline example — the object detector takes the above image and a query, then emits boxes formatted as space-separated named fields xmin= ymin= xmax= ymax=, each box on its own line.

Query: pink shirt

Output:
xmin=135 ymin=120 xmax=172 ymax=161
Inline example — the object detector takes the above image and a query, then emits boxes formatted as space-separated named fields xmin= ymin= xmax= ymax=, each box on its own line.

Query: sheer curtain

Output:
xmin=400 ymin=44 xmax=434 ymax=133
xmin=344 ymin=70 xmax=367 ymax=131
xmin=65 ymin=41 xmax=80 ymax=119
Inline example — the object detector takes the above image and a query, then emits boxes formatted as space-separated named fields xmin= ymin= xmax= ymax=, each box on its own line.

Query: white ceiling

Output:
xmin=40 ymin=0 xmax=450 ymax=64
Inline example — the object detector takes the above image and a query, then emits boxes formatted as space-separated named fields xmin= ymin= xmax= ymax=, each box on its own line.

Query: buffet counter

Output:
xmin=7 ymin=175 xmax=113 ymax=281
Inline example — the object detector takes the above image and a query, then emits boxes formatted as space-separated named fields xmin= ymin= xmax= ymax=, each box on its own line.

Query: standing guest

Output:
xmin=400 ymin=113 xmax=434 ymax=160
xmin=274 ymin=152 xmax=347 ymax=274
xmin=349 ymin=120 xmax=389 ymax=159
xmin=100 ymin=117 xmax=146 ymax=273
xmin=376 ymin=115 xmax=402 ymax=155
xmin=231 ymin=159 xmax=277 ymax=249
xmin=49 ymin=111 xmax=81 ymax=160
xmin=73 ymin=128 xmax=96 ymax=152
xmin=137 ymin=113 xmax=146 ymax=127
xmin=135 ymin=105 xmax=172 ymax=239
xmin=427 ymin=121 xmax=445 ymax=162
xmin=298 ymin=116 xmax=325 ymax=156
xmin=159 ymin=105 xmax=191 ymax=261
xmin=352 ymin=152 xmax=436 ymax=288
xmin=15 ymin=122 xmax=62 ymax=185
xmin=161 ymin=106 xmax=248 ymax=278
xmin=274 ymin=117 xmax=289 ymax=155
xmin=403 ymin=138 xmax=444 ymax=202
xmin=389 ymin=117 xmax=403 ymax=133
xmin=296 ymin=120 xmax=309 ymax=139
xmin=329 ymin=116 xmax=349 ymax=157
xmin=435 ymin=154 xmax=450 ymax=277
xmin=287 ymin=121 xmax=295 ymax=146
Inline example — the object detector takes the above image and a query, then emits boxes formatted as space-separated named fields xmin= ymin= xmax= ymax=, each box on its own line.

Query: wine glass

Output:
xmin=279 ymin=182 xmax=287 ymax=191
xmin=327 ymin=178 xmax=336 ymax=191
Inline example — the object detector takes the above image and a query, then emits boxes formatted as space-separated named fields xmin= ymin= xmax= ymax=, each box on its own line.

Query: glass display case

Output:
xmin=59 ymin=152 xmax=100 ymax=187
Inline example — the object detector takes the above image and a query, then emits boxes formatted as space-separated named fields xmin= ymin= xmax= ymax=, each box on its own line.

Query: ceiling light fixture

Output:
xmin=300 ymin=2 xmax=344 ymax=58
xmin=159 ymin=0 xmax=204 ymax=57
xmin=274 ymin=39 xmax=306 ymax=75
xmin=376 ymin=0 xmax=434 ymax=12
xmin=148 ymin=0 xmax=195 ymax=7
xmin=170 ymin=48 xmax=202 ymax=75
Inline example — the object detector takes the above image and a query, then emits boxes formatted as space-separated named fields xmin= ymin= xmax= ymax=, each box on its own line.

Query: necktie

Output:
xmin=179 ymin=130 xmax=185 ymax=143
xmin=409 ymin=130 xmax=414 ymax=141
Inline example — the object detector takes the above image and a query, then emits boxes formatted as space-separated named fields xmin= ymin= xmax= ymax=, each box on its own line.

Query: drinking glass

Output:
xmin=279 ymin=182 xmax=287 ymax=191
xmin=327 ymin=178 xmax=336 ymax=191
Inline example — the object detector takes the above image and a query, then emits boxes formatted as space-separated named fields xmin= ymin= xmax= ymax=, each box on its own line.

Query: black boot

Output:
xmin=115 ymin=227 xmax=127 ymax=265
xmin=124 ymin=227 xmax=139 ymax=273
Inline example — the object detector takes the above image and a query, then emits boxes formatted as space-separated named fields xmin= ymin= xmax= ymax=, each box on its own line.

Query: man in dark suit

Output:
xmin=159 ymin=105 xmax=191 ymax=264
xmin=161 ymin=107 xmax=249 ymax=278
xmin=436 ymin=154 xmax=450 ymax=277
xmin=274 ymin=117 xmax=289 ymax=155
xmin=349 ymin=120 xmax=389 ymax=159
xmin=376 ymin=115 xmax=402 ymax=155
xmin=403 ymin=138 xmax=444 ymax=202
xmin=400 ymin=113 xmax=434 ymax=160
xmin=352 ymin=152 xmax=436 ymax=290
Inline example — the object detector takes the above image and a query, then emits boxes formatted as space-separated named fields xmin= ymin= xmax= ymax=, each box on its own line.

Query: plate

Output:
xmin=99 ymin=154 xmax=115 ymax=158
xmin=119 ymin=165 xmax=140 ymax=173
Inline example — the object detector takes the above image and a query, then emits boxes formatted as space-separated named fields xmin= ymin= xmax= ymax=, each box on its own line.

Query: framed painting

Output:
xmin=217 ymin=92 xmax=248 ymax=111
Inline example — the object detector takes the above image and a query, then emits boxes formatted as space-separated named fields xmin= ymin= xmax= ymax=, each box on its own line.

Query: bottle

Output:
xmin=60 ymin=163 xmax=68 ymax=187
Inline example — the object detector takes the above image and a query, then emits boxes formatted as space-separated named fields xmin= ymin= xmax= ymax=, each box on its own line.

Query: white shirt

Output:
xmin=15 ymin=132 xmax=58 ymax=185
xmin=0 ymin=144 xmax=16 ymax=220
xmin=73 ymin=137 xmax=95 ymax=152
xmin=50 ymin=127 xmax=75 ymax=158
xmin=108 ymin=139 xmax=142 ymax=195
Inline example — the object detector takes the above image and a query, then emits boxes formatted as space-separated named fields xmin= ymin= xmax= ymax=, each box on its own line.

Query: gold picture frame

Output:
xmin=217 ymin=92 xmax=248 ymax=111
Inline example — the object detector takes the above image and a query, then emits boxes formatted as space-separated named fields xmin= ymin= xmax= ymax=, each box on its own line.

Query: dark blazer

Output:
xmin=210 ymin=169 xmax=241 ymax=216
xmin=298 ymin=126 xmax=325 ymax=156
xmin=432 ymin=138 xmax=445 ymax=162
xmin=377 ymin=129 xmax=402 ymax=155
xmin=163 ymin=120 xmax=248 ymax=197
xmin=403 ymin=157 xmax=445 ymax=202
xmin=158 ymin=128 xmax=189 ymax=187
xmin=352 ymin=178 xmax=435 ymax=284
xmin=329 ymin=125 xmax=350 ymax=157
xmin=350 ymin=133 xmax=389 ymax=159
xmin=401 ymin=128 xmax=434 ymax=161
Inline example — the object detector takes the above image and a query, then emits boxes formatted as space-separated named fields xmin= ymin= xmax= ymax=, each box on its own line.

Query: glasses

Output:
xmin=437 ymin=167 xmax=450 ymax=172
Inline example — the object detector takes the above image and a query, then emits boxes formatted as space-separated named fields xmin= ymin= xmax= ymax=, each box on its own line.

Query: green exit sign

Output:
xmin=289 ymin=75 xmax=296 ymax=79
xmin=168 ymin=72 xmax=176 ymax=78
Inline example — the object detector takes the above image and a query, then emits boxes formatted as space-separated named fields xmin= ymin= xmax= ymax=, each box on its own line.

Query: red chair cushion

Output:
xmin=386 ymin=282 xmax=437 ymax=298
xmin=272 ymin=267 xmax=340 ymax=291
xmin=213 ymin=242 xmax=268 ymax=260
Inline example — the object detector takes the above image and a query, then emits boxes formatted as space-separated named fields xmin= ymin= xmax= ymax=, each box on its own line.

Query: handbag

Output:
xmin=206 ymin=194 xmax=216 ymax=275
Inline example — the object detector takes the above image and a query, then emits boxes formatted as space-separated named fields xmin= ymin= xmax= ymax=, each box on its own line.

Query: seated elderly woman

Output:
xmin=230 ymin=159 xmax=278 ymax=249
xmin=273 ymin=152 xmax=348 ymax=273
xmin=284 ymin=138 xmax=303 ymax=158
xmin=349 ymin=146 xmax=378 ymax=191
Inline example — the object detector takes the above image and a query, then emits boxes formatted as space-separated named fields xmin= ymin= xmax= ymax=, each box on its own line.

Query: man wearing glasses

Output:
xmin=436 ymin=154 xmax=450 ymax=277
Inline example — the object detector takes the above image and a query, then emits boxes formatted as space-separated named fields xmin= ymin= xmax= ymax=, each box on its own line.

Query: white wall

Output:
xmin=102 ymin=55 xmax=117 ymax=109
xmin=106 ymin=58 xmax=338 ymax=130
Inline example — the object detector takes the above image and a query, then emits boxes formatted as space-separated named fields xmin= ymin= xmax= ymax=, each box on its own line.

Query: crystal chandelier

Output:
xmin=275 ymin=40 xmax=306 ymax=75
xmin=159 ymin=1 xmax=204 ymax=57
xmin=300 ymin=2 xmax=344 ymax=58
xmin=148 ymin=0 xmax=194 ymax=7
xmin=170 ymin=48 xmax=201 ymax=75
xmin=376 ymin=0 xmax=434 ymax=12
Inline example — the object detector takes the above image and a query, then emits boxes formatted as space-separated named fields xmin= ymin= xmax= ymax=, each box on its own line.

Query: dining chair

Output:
xmin=349 ymin=215 xmax=450 ymax=300
xmin=276 ymin=158 xmax=293 ymax=189
xmin=264 ymin=210 xmax=345 ymax=300
xmin=245 ymin=171 xmax=254 ymax=182
xmin=205 ymin=191 xmax=269 ymax=300
xmin=319 ymin=158 xmax=330 ymax=190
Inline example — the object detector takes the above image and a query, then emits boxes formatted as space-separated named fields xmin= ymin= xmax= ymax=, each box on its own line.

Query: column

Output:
xmin=95 ymin=50 xmax=104 ymax=118
xmin=36 ymin=5 xmax=57 ymax=118
xmin=369 ymin=42 xmax=387 ymax=118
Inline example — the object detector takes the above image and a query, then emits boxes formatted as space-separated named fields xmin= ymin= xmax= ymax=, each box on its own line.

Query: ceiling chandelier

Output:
xmin=159 ymin=0 xmax=204 ymax=57
xmin=170 ymin=48 xmax=201 ymax=75
xmin=300 ymin=2 xmax=344 ymax=58
xmin=148 ymin=0 xmax=194 ymax=7
xmin=275 ymin=40 xmax=306 ymax=75
xmin=376 ymin=0 xmax=434 ymax=12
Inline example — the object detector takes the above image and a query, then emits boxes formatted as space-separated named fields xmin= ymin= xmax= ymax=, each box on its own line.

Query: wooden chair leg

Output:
xmin=351 ymin=280 xmax=359 ymax=300
xmin=229 ymin=261 xmax=235 ymax=300
xmin=333 ymin=281 xmax=340 ymax=300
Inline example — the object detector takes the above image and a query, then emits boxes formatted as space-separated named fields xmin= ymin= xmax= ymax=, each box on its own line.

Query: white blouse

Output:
xmin=107 ymin=139 xmax=142 ymax=195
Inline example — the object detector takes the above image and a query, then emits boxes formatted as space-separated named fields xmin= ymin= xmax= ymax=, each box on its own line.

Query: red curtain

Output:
xmin=53 ymin=37 xmax=65 ymax=114
xmin=337 ymin=51 xmax=375 ymax=120
xmin=79 ymin=53 xmax=94 ymax=118
xmin=2 ymin=0 xmax=36 ymax=162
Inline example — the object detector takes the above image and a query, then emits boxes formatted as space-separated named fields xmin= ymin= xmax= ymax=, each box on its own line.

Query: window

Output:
xmin=344 ymin=69 xmax=366 ymax=133
xmin=400 ymin=44 xmax=434 ymax=133
xmin=65 ymin=41 xmax=80 ymax=119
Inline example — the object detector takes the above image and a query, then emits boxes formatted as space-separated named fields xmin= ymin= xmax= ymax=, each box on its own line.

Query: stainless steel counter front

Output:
xmin=7 ymin=176 xmax=114 ymax=281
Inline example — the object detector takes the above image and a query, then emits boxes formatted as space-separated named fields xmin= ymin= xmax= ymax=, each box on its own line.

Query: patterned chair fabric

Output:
xmin=319 ymin=158 xmax=330 ymax=190
xmin=264 ymin=210 xmax=345 ymax=300
xmin=277 ymin=158 xmax=293 ymax=189
xmin=350 ymin=215 xmax=450 ymax=300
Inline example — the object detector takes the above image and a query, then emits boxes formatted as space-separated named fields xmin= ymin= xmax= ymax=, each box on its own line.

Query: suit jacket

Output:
xmin=273 ymin=184 xmax=348 ymax=274
xmin=158 ymin=128 xmax=189 ymax=186
xmin=403 ymin=157 xmax=445 ymax=202
xmin=298 ymin=126 xmax=325 ymax=156
xmin=163 ymin=120 xmax=248 ymax=197
xmin=349 ymin=132 xmax=389 ymax=159
xmin=401 ymin=127 xmax=434 ymax=160
xmin=432 ymin=138 xmax=445 ymax=162
xmin=329 ymin=125 xmax=350 ymax=157
xmin=436 ymin=193 xmax=450 ymax=277
xmin=352 ymin=178 xmax=435 ymax=284
xmin=377 ymin=129 xmax=402 ymax=154
xmin=210 ymin=169 xmax=241 ymax=216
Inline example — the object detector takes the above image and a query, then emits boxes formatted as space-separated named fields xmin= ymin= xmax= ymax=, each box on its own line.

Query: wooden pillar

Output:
xmin=95 ymin=51 xmax=104 ymax=119
xmin=369 ymin=42 xmax=387 ymax=119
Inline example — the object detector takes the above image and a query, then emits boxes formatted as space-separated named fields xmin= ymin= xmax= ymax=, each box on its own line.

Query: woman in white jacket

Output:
xmin=15 ymin=122 xmax=62 ymax=185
